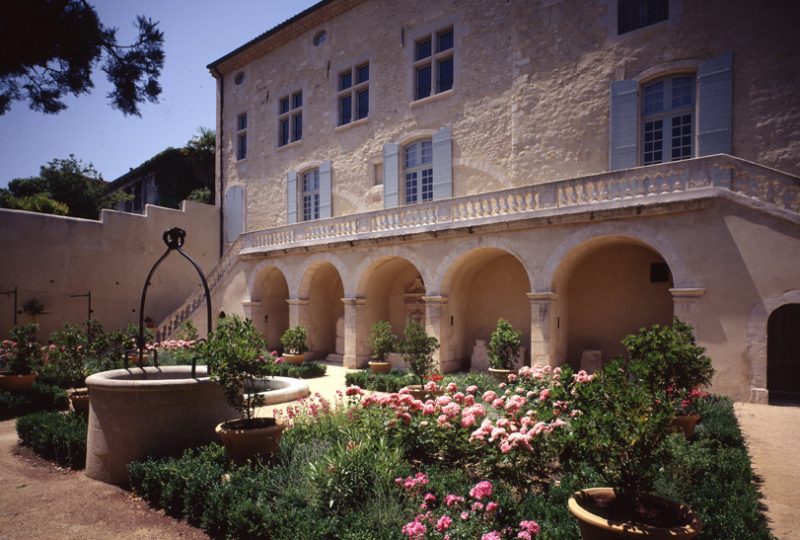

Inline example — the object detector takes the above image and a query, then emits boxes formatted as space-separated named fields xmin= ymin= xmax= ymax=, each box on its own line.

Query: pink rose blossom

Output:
xmin=481 ymin=532 xmax=502 ymax=540
xmin=486 ymin=501 xmax=499 ymax=512
xmin=469 ymin=480 xmax=493 ymax=500
xmin=436 ymin=515 xmax=452 ymax=532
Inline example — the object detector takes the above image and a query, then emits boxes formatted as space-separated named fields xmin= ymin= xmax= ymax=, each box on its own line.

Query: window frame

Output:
xmin=639 ymin=73 xmax=695 ymax=166
xmin=412 ymin=27 xmax=454 ymax=101
xmin=236 ymin=112 xmax=247 ymax=160
xmin=278 ymin=90 xmax=303 ymax=146
xmin=402 ymin=139 xmax=434 ymax=205
xmin=617 ymin=0 xmax=669 ymax=35
xmin=337 ymin=62 xmax=370 ymax=126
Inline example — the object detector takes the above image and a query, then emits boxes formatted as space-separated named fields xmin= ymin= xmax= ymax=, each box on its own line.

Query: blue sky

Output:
xmin=0 ymin=0 xmax=317 ymax=187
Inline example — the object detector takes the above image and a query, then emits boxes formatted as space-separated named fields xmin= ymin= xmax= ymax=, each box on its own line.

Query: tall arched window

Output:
xmin=641 ymin=74 xmax=695 ymax=165
xmin=403 ymin=139 xmax=433 ymax=204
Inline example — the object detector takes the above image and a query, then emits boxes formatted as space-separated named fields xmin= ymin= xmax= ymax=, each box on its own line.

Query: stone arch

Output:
xmin=354 ymin=247 xmax=433 ymax=298
xmin=246 ymin=259 xmax=294 ymax=300
xmin=550 ymin=231 xmax=677 ymax=369
xmin=297 ymin=259 xmax=346 ymax=361
xmin=747 ymin=289 xmax=800 ymax=403
xmin=541 ymin=222 xmax=699 ymax=293
xmin=433 ymin=236 xmax=533 ymax=296
xmin=246 ymin=262 xmax=290 ymax=349
xmin=440 ymin=245 xmax=532 ymax=371
xmin=295 ymin=252 xmax=351 ymax=298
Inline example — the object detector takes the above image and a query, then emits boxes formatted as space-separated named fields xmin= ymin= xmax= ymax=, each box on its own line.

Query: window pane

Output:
xmin=279 ymin=97 xmax=289 ymax=114
xmin=416 ymin=65 xmax=432 ymax=100
xmin=237 ymin=133 xmax=247 ymax=160
xmin=292 ymin=91 xmax=303 ymax=109
xmin=437 ymin=58 xmax=453 ymax=93
xmin=420 ymin=140 xmax=433 ymax=164
xmin=670 ymin=114 xmax=692 ymax=160
xmin=237 ymin=113 xmax=247 ymax=130
xmin=618 ymin=0 xmax=668 ymax=34
xmin=405 ymin=143 xmax=418 ymax=168
xmin=340 ymin=71 xmax=352 ymax=91
xmin=405 ymin=172 xmax=418 ymax=204
xmin=643 ymin=119 xmax=663 ymax=165
xmin=293 ymin=113 xmax=302 ymax=141
xmin=642 ymin=80 xmax=664 ymax=115
xmin=340 ymin=95 xmax=352 ymax=125
xmin=421 ymin=168 xmax=433 ymax=201
xmin=671 ymin=76 xmax=694 ymax=108
xmin=279 ymin=119 xmax=289 ymax=146
xmin=416 ymin=38 xmax=432 ymax=61
xmin=437 ymin=29 xmax=453 ymax=52
xmin=357 ymin=63 xmax=369 ymax=84
xmin=356 ymin=89 xmax=369 ymax=119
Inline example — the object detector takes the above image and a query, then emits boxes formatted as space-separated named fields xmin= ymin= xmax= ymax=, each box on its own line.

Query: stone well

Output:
xmin=85 ymin=366 xmax=308 ymax=486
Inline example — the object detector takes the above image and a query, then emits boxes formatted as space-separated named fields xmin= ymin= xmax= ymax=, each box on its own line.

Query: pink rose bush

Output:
xmin=398 ymin=476 xmax=541 ymax=539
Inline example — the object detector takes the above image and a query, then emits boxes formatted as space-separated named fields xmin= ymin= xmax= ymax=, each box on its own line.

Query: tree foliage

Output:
xmin=0 ymin=154 xmax=125 ymax=219
xmin=0 ymin=0 xmax=164 ymax=116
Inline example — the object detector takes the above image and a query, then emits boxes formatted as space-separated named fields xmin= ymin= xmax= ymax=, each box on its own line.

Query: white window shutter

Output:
xmin=432 ymin=126 xmax=453 ymax=200
xmin=609 ymin=79 xmax=638 ymax=171
xmin=383 ymin=143 xmax=399 ymax=208
xmin=287 ymin=171 xmax=298 ymax=224
xmin=224 ymin=185 xmax=244 ymax=243
xmin=698 ymin=52 xmax=733 ymax=156
xmin=319 ymin=160 xmax=332 ymax=219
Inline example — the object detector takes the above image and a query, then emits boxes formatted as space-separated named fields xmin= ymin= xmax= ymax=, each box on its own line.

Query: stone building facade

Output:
xmin=159 ymin=0 xmax=800 ymax=403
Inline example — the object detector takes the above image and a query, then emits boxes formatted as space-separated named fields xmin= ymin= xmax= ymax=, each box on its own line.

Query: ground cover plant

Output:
xmin=16 ymin=410 xmax=88 ymax=469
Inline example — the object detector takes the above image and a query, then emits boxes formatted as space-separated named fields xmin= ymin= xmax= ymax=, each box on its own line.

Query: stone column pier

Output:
xmin=528 ymin=292 xmax=558 ymax=367
xmin=341 ymin=297 xmax=368 ymax=368
xmin=422 ymin=295 xmax=456 ymax=373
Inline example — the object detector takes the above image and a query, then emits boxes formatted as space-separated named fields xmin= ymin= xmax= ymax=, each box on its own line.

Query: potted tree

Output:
xmin=48 ymin=322 xmax=91 ymax=416
xmin=200 ymin=315 xmax=282 ymax=463
xmin=280 ymin=325 xmax=308 ymax=365
xmin=399 ymin=319 xmax=440 ymax=400
xmin=367 ymin=320 xmax=397 ymax=373
xmin=487 ymin=318 xmax=522 ymax=382
xmin=567 ymin=323 xmax=704 ymax=539
xmin=0 ymin=324 xmax=41 ymax=391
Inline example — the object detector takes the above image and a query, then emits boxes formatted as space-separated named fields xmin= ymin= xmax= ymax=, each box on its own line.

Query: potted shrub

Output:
xmin=48 ymin=323 xmax=91 ymax=416
xmin=399 ymin=319 xmax=440 ymax=400
xmin=0 ymin=324 xmax=42 ymax=391
xmin=487 ymin=318 xmax=522 ymax=382
xmin=624 ymin=318 xmax=714 ymax=439
xmin=199 ymin=315 xmax=282 ymax=463
xmin=280 ymin=325 xmax=308 ymax=365
xmin=367 ymin=320 xmax=396 ymax=373
xmin=567 ymin=324 xmax=704 ymax=539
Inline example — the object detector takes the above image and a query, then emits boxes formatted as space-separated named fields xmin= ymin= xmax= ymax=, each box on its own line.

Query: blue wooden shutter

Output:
xmin=609 ymin=79 xmax=638 ymax=171
xmin=224 ymin=185 xmax=244 ymax=243
xmin=319 ymin=160 xmax=332 ymax=219
xmin=287 ymin=171 xmax=297 ymax=224
xmin=383 ymin=143 xmax=399 ymax=208
xmin=432 ymin=126 xmax=453 ymax=200
xmin=698 ymin=52 xmax=733 ymax=156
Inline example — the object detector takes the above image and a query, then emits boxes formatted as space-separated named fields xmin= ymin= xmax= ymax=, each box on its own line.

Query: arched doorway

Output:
xmin=302 ymin=262 xmax=345 ymax=361
xmin=556 ymin=239 xmax=674 ymax=369
xmin=250 ymin=266 xmax=289 ymax=351
xmin=359 ymin=257 xmax=426 ymax=347
xmin=768 ymin=304 xmax=800 ymax=404
xmin=444 ymin=248 xmax=531 ymax=371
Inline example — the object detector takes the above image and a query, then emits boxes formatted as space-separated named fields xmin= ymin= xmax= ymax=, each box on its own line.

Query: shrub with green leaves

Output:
xmin=266 ymin=361 xmax=327 ymax=379
xmin=487 ymin=318 xmax=522 ymax=370
xmin=2 ymin=323 xmax=42 ymax=375
xmin=280 ymin=325 xmax=308 ymax=355
xmin=16 ymin=410 xmax=87 ymax=469
xmin=345 ymin=370 xmax=415 ymax=392
xmin=367 ymin=320 xmax=397 ymax=362
xmin=399 ymin=319 xmax=439 ymax=387
xmin=0 ymin=381 xmax=68 ymax=419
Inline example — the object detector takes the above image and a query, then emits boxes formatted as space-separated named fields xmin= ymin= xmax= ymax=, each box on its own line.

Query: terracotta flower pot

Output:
xmin=568 ymin=488 xmax=702 ymax=540
xmin=216 ymin=417 xmax=285 ymax=464
xmin=283 ymin=353 xmax=305 ymax=365
xmin=68 ymin=387 xmax=90 ymax=417
xmin=403 ymin=385 xmax=444 ymax=401
xmin=672 ymin=414 xmax=701 ymax=438
xmin=488 ymin=367 xmax=517 ymax=383
xmin=368 ymin=361 xmax=392 ymax=374
xmin=0 ymin=372 xmax=37 ymax=392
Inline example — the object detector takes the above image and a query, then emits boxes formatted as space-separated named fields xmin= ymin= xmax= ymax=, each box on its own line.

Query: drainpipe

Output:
xmin=211 ymin=66 xmax=225 ymax=258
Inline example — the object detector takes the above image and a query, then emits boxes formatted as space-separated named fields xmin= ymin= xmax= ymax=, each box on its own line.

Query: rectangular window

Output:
xmin=236 ymin=112 xmax=247 ymax=160
xmin=278 ymin=90 xmax=302 ymax=146
xmin=413 ymin=27 xmax=454 ymax=101
xmin=302 ymin=169 xmax=320 ymax=221
xmin=403 ymin=139 xmax=433 ymax=205
xmin=337 ymin=62 xmax=369 ymax=126
xmin=618 ymin=0 xmax=669 ymax=35
xmin=641 ymin=75 xmax=694 ymax=165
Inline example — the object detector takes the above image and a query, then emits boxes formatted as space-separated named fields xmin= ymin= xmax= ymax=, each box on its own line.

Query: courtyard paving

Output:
xmin=0 ymin=367 xmax=797 ymax=539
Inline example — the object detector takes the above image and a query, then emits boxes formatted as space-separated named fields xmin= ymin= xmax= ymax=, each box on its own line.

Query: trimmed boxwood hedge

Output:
xmin=266 ymin=362 xmax=327 ymax=379
xmin=16 ymin=410 xmax=87 ymax=469
xmin=0 ymin=381 xmax=69 ymax=419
